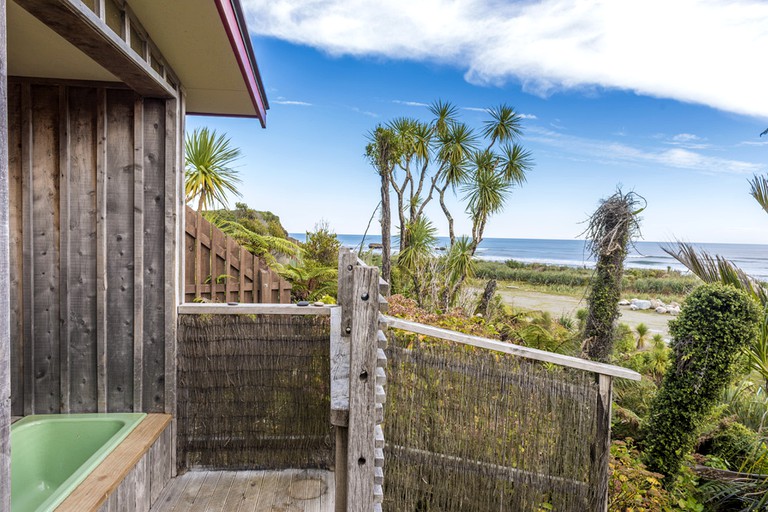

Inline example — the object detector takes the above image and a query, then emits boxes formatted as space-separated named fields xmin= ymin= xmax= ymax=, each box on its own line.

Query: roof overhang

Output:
xmin=7 ymin=0 xmax=268 ymax=125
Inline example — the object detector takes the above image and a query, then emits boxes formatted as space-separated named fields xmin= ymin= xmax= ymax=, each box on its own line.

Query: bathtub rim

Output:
xmin=11 ymin=412 xmax=147 ymax=512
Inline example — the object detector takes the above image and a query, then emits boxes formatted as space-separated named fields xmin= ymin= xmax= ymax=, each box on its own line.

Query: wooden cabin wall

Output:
xmin=7 ymin=78 xmax=178 ymax=415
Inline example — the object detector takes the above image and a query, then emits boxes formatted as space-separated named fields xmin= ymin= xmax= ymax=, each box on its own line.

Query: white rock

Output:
xmin=618 ymin=300 xmax=631 ymax=306
xmin=650 ymin=299 xmax=662 ymax=309
xmin=655 ymin=306 xmax=668 ymax=314
xmin=634 ymin=300 xmax=652 ymax=310
xmin=668 ymin=307 xmax=680 ymax=316
xmin=630 ymin=304 xmax=639 ymax=311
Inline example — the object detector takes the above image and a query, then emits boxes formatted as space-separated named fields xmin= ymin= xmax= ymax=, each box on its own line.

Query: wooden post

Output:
xmin=0 ymin=1 xmax=11 ymax=505
xmin=591 ymin=374 xmax=613 ymax=511
xmin=338 ymin=248 xmax=355 ymax=339
xmin=346 ymin=265 xmax=379 ymax=511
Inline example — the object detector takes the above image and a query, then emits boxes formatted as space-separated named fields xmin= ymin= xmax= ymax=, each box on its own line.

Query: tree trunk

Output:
xmin=380 ymin=173 xmax=392 ymax=284
xmin=438 ymin=184 xmax=455 ymax=246
xmin=476 ymin=279 xmax=497 ymax=317
xmin=583 ymin=250 xmax=624 ymax=362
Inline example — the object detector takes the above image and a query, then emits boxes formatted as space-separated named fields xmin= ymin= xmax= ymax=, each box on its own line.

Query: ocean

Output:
xmin=290 ymin=234 xmax=768 ymax=280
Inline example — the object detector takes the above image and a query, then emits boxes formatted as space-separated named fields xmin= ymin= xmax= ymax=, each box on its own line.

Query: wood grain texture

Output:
xmin=150 ymin=470 xmax=335 ymax=512
xmin=21 ymin=83 xmax=33 ymax=415
xmin=133 ymin=96 xmax=144 ymax=412
xmin=95 ymin=87 xmax=108 ymax=412
xmin=346 ymin=266 xmax=379 ymax=511
xmin=58 ymin=413 xmax=172 ymax=512
xmin=105 ymin=88 xmax=135 ymax=412
xmin=337 ymin=248 xmax=355 ymax=339
xmin=591 ymin=374 xmax=613 ymax=512
xmin=0 ymin=4 xmax=11 ymax=507
xmin=58 ymin=86 xmax=71 ymax=413
xmin=66 ymin=87 xmax=98 ymax=412
xmin=177 ymin=303 xmax=332 ymax=316
xmin=7 ymin=80 xmax=23 ymax=416
xmin=330 ymin=307 xmax=349 ymax=426
xmin=30 ymin=84 xmax=61 ymax=413
xmin=142 ymin=98 xmax=165 ymax=412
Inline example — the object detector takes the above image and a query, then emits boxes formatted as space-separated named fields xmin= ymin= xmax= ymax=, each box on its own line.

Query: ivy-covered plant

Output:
xmin=643 ymin=283 xmax=760 ymax=484
xmin=609 ymin=440 xmax=671 ymax=511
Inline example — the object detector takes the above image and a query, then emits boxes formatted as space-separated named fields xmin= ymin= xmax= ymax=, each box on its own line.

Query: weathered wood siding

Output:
xmin=0 ymin=3 xmax=12 ymax=510
xmin=7 ymin=78 xmax=178 ymax=415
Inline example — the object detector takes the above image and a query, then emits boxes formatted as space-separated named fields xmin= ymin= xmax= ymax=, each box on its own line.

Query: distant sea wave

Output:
xmin=290 ymin=234 xmax=768 ymax=281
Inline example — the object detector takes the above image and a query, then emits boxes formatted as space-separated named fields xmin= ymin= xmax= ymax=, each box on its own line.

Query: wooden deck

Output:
xmin=150 ymin=469 xmax=335 ymax=512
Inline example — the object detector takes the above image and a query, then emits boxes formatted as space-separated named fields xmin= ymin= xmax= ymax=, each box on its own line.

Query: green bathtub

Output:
xmin=11 ymin=413 xmax=147 ymax=512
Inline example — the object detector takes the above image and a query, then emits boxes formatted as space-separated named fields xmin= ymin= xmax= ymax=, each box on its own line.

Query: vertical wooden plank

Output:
xmin=59 ymin=86 xmax=71 ymax=413
xmin=67 ymin=87 xmax=98 ymax=413
xmin=346 ymin=265 xmax=379 ymax=510
xmin=30 ymin=85 xmax=61 ymax=414
xmin=133 ymin=97 xmax=144 ymax=412
xmin=149 ymin=424 xmax=171 ymax=503
xmin=259 ymin=269 xmax=270 ymax=304
xmin=143 ymin=98 xmax=165 ymax=412
xmin=8 ymin=81 xmax=23 ymax=416
xmin=20 ymin=83 xmax=34 ymax=415
xmin=164 ymin=95 xmax=179 ymax=476
xmin=105 ymin=89 xmax=135 ymax=412
xmin=238 ymin=246 xmax=245 ymax=303
xmin=95 ymin=87 xmax=108 ymax=412
xmin=591 ymin=374 xmax=613 ymax=512
xmin=338 ymin=248 xmax=355 ymax=339
xmin=224 ymin=237 xmax=232 ymax=302
xmin=0 ymin=5 xmax=11 ymax=507
xmin=252 ymin=253 xmax=259 ymax=303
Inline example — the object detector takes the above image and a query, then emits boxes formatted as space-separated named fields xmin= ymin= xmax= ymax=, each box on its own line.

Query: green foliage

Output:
xmin=185 ymin=127 xmax=242 ymax=212
xmin=303 ymin=220 xmax=341 ymax=267
xmin=643 ymin=283 xmax=761 ymax=484
xmin=609 ymin=440 xmax=672 ymax=511
xmin=277 ymin=260 xmax=337 ymax=302
xmin=698 ymin=419 xmax=768 ymax=473
xmin=474 ymin=260 xmax=697 ymax=299
xmin=722 ymin=381 xmax=768 ymax=432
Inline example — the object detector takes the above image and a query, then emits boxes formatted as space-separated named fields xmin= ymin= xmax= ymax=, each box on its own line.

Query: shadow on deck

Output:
xmin=151 ymin=469 xmax=334 ymax=512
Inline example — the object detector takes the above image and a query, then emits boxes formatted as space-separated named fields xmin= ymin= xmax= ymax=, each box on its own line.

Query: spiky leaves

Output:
xmin=482 ymin=104 xmax=524 ymax=149
xmin=185 ymin=127 xmax=242 ymax=212
xmin=583 ymin=189 xmax=644 ymax=362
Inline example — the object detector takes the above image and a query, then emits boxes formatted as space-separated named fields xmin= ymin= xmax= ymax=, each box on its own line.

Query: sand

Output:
xmin=495 ymin=285 xmax=672 ymax=338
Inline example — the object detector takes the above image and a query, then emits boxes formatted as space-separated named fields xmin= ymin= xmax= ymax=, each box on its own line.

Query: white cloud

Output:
xmin=671 ymin=133 xmax=702 ymax=143
xmin=519 ymin=113 xmax=538 ymax=120
xmin=242 ymin=0 xmax=768 ymax=118
xmin=393 ymin=100 xmax=429 ymax=107
xmin=527 ymin=126 xmax=763 ymax=175
xmin=273 ymin=100 xmax=313 ymax=106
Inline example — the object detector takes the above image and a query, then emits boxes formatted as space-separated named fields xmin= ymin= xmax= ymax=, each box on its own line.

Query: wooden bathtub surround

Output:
xmin=56 ymin=413 xmax=172 ymax=512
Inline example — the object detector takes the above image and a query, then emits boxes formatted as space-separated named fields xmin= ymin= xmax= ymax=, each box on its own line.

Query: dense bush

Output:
xmin=643 ymin=283 xmax=760 ymax=484
xmin=303 ymin=221 xmax=341 ymax=267
xmin=609 ymin=440 xmax=672 ymax=511
xmin=698 ymin=419 xmax=768 ymax=473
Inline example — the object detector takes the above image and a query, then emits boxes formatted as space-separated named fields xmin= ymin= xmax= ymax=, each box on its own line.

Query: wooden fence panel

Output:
xmin=183 ymin=206 xmax=291 ymax=304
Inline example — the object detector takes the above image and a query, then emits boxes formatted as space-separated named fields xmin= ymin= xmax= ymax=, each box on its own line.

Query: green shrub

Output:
xmin=303 ymin=221 xmax=341 ymax=267
xmin=609 ymin=440 xmax=672 ymax=511
xmin=698 ymin=419 xmax=768 ymax=473
xmin=643 ymin=283 xmax=760 ymax=484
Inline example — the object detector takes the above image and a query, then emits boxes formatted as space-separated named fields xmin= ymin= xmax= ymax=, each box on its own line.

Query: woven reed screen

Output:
xmin=177 ymin=314 xmax=333 ymax=470
xmin=384 ymin=333 xmax=601 ymax=511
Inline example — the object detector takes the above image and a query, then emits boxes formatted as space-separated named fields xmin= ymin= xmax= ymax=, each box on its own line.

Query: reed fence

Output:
xmin=184 ymin=206 xmax=291 ymax=304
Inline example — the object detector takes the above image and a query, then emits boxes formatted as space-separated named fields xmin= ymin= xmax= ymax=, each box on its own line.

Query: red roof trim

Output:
xmin=214 ymin=0 xmax=268 ymax=127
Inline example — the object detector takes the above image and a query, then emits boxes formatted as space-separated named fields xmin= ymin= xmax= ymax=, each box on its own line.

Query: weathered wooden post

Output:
xmin=332 ymin=248 xmax=356 ymax=511
xmin=0 ymin=1 xmax=10 ymax=506
xmin=590 ymin=373 xmax=613 ymax=511
xmin=347 ymin=264 xmax=379 ymax=510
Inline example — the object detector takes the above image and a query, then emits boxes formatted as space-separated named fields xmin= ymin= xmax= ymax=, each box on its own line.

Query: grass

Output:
xmin=474 ymin=260 xmax=700 ymax=303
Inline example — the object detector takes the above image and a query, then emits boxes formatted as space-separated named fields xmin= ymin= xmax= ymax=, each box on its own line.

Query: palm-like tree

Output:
xmin=185 ymin=127 xmax=242 ymax=212
xmin=635 ymin=323 xmax=650 ymax=349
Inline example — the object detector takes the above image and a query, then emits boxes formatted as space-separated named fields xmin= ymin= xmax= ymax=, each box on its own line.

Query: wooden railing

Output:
xmin=184 ymin=206 xmax=291 ymax=304
xmin=332 ymin=248 xmax=389 ymax=512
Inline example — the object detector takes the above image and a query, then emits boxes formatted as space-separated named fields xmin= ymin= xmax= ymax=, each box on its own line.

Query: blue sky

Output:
xmin=188 ymin=0 xmax=768 ymax=244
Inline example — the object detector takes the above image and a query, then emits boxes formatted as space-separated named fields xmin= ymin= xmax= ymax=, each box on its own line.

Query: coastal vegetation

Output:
xmin=366 ymin=101 xmax=533 ymax=304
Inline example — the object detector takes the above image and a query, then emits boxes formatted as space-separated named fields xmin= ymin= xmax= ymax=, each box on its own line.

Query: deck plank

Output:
xmin=150 ymin=470 xmax=334 ymax=512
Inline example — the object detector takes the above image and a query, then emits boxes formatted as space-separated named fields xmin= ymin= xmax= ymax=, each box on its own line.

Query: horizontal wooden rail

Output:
xmin=178 ymin=303 xmax=334 ymax=316
xmin=382 ymin=315 xmax=641 ymax=381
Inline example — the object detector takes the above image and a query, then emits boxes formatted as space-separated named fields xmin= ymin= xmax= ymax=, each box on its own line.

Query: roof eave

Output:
xmin=214 ymin=0 xmax=268 ymax=128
